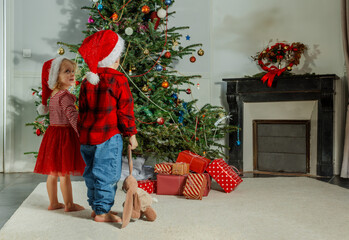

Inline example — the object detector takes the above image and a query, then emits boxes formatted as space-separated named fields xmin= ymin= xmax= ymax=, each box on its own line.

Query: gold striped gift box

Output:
xmin=183 ymin=173 xmax=207 ymax=200
xmin=154 ymin=162 xmax=173 ymax=174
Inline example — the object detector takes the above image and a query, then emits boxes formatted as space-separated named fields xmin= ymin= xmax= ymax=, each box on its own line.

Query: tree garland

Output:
xmin=254 ymin=42 xmax=307 ymax=87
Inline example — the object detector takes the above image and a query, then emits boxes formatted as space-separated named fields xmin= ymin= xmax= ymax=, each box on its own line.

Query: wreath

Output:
xmin=253 ymin=42 xmax=307 ymax=87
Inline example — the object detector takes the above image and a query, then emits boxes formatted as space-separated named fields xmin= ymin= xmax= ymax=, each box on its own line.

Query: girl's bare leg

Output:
xmin=46 ymin=175 xmax=64 ymax=210
xmin=59 ymin=175 xmax=85 ymax=212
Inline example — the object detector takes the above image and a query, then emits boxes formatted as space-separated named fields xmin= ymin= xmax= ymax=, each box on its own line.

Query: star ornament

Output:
xmin=185 ymin=35 xmax=191 ymax=40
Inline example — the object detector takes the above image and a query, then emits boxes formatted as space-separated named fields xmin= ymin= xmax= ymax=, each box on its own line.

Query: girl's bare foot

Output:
xmin=48 ymin=203 xmax=65 ymax=210
xmin=64 ymin=203 xmax=85 ymax=212
xmin=94 ymin=212 xmax=122 ymax=222
xmin=91 ymin=210 xmax=118 ymax=218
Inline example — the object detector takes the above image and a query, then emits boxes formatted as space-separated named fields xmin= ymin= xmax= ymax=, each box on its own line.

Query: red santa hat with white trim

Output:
xmin=37 ymin=57 xmax=65 ymax=115
xmin=78 ymin=30 xmax=125 ymax=85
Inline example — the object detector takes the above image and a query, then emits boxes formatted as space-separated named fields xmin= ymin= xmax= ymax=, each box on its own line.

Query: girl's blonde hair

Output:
xmin=53 ymin=58 xmax=78 ymax=90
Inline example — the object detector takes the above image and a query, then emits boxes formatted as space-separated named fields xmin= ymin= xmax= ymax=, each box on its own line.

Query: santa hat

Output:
xmin=78 ymin=30 xmax=125 ymax=85
xmin=37 ymin=57 xmax=65 ymax=115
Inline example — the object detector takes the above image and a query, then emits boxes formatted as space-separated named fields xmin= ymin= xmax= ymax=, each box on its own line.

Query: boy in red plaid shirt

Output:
xmin=78 ymin=30 xmax=138 ymax=223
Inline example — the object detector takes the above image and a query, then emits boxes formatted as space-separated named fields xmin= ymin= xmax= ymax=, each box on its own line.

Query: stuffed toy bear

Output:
xmin=122 ymin=147 xmax=157 ymax=228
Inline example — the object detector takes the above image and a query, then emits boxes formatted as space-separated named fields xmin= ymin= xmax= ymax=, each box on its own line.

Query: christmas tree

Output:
xmin=26 ymin=0 xmax=236 ymax=161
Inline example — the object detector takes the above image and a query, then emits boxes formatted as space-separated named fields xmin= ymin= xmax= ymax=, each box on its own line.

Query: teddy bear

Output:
xmin=121 ymin=146 xmax=157 ymax=228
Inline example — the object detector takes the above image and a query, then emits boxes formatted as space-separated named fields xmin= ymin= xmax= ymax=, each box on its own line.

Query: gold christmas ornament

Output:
xmin=286 ymin=66 xmax=292 ymax=71
xmin=131 ymin=66 xmax=136 ymax=71
xmin=144 ymin=49 xmax=150 ymax=55
xmin=197 ymin=48 xmax=204 ymax=56
xmin=58 ymin=47 xmax=65 ymax=55
xmin=142 ymin=85 xmax=149 ymax=92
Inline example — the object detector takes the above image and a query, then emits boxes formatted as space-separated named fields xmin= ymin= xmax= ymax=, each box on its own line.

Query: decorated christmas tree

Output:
xmin=27 ymin=0 xmax=236 ymax=161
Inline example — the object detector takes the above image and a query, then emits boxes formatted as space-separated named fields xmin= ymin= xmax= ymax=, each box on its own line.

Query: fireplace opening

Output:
xmin=253 ymin=120 xmax=310 ymax=174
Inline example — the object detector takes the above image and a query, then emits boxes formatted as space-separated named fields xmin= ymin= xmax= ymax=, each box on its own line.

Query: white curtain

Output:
xmin=341 ymin=0 xmax=349 ymax=178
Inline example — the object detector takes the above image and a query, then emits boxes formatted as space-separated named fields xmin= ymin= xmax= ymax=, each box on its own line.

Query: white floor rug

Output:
xmin=1 ymin=177 xmax=349 ymax=240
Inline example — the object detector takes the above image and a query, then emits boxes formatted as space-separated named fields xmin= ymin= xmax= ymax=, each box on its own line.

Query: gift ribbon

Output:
xmin=261 ymin=66 xmax=286 ymax=87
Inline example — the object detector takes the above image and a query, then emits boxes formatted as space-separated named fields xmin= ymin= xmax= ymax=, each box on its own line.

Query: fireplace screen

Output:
xmin=253 ymin=120 xmax=310 ymax=174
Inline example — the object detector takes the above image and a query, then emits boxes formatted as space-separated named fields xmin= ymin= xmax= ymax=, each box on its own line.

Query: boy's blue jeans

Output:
xmin=80 ymin=134 xmax=123 ymax=215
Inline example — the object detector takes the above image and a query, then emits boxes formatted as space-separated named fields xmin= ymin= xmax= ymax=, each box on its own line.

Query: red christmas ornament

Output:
xmin=36 ymin=129 xmax=41 ymax=136
xmin=157 ymin=117 xmax=165 ymax=125
xmin=186 ymin=88 xmax=191 ymax=94
xmin=75 ymin=81 xmax=80 ymax=85
xmin=164 ymin=51 xmax=171 ymax=58
xmin=150 ymin=11 xmax=160 ymax=30
xmin=32 ymin=92 xmax=35 ymax=95
xmin=190 ymin=56 xmax=196 ymax=63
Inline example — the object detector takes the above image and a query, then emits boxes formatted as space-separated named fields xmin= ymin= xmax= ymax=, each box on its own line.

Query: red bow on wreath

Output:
xmin=261 ymin=66 xmax=286 ymax=87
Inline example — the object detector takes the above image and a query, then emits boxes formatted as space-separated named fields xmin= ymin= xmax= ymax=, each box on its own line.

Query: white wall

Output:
xmin=0 ymin=0 xmax=4 ymax=172
xmin=4 ymin=0 xmax=345 ymax=174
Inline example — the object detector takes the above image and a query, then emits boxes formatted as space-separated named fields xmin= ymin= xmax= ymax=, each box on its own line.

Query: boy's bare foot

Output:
xmin=91 ymin=210 xmax=118 ymax=218
xmin=64 ymin=203 xmax=85 ymax=212
xmin=48 ymin=203 xmax=65 ymax=210
xmin=94 ymin=212 xmax=122 ymax=222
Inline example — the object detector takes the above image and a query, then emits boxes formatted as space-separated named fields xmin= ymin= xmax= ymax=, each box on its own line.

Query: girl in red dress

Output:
xmin=34 ymin=57 xmax=85 ymax=212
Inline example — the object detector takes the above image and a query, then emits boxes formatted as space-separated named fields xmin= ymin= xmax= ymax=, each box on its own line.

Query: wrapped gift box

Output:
xmin=203 ymin=173 xmax=211 ymax=197
xmin=137 ymin=180 xmax=155 ymax=194
xmin=172 ymin=162 xmax=190 ymax=175
xmin=156 ymin=174 xmax=188 ymax=195
xmin=206 ymin=159 xmax=243 ymax=193
xmin=183 ymin=173 xmax=207 ymax=200
xmin=154 ymin=162 xmax=173 ymax=175
xmin=176 ymin=150 xmax=211 ymax=173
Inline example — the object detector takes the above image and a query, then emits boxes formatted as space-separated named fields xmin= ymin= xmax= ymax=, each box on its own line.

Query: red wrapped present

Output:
xmin=206 ymin=159 xmax=243 ymax=193
xmin=137 ymin=180 xmax=154 ymax=194
xmin=176 ymin=150 xmax=211 ymax=173
xmin=154 ymin=162 xmax=173 ymax=174
xmin=156 ymin=174 xmax=188 ymax=195
xmin=203 ymin=173 xmax=211 ymax=197
xmin=172 ymin=162 xmax=190 ymax=175
xmin=183 ymin=173 xmax=207 ymax=200
xmin=150 ymin=180 xmax=157 ymax=194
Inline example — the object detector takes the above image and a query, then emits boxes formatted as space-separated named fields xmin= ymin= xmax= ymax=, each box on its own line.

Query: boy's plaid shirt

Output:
xmin=78 ymin=68 xmax=137 ymax=145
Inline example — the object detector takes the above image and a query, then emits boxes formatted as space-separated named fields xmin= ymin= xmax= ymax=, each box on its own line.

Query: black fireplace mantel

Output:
xmin=223 ymin=74 xmax=339 ymax=177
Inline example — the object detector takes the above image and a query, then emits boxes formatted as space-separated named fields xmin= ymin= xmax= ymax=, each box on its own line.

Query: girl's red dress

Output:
xmin=34 ymin=90 xmax=85 ymax=176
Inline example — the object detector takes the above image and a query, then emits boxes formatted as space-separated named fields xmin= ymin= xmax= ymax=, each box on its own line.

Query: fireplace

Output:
xmin=223 ymin=74 xmax=338 ymax=177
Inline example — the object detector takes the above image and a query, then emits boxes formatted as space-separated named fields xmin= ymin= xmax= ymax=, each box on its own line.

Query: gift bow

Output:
xmin=261 ymin=66 xmax=286 ymax=87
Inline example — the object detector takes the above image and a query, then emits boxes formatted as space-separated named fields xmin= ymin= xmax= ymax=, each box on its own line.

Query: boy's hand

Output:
xmin=129 ymin=135 xmax=138 ymax=150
